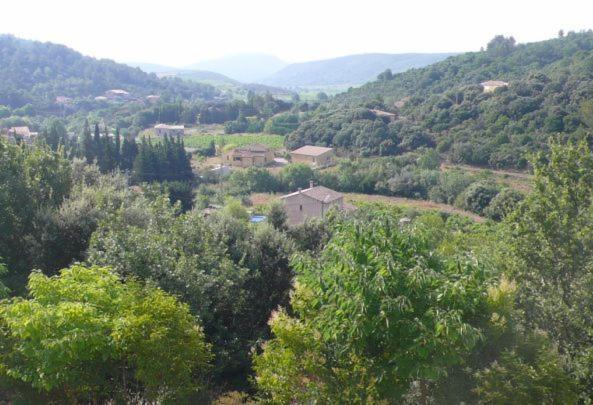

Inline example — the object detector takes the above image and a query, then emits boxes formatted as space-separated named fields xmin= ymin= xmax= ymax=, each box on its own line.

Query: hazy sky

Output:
xmin=3 ymin=0 xmax=592 ymax=66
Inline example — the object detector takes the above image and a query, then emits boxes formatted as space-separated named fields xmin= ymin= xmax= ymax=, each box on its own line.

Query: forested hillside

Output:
xmin=0 ymin=35 xmax=218 ymax=109
xmin=260 ymin=52 xmax=457 ymax=88
xmin=287 ymin=31 xmax=593 ymax=168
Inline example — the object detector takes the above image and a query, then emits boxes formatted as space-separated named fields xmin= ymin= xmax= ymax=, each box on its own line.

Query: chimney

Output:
xmin=309 ymin=180 xmax=315 ymax=188
xmin=298 ymin=188 xmax=302 ymax=193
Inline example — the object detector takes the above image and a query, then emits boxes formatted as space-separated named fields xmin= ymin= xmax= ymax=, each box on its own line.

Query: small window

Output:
xmin=299 ymin=205 xmax=303 ymax=211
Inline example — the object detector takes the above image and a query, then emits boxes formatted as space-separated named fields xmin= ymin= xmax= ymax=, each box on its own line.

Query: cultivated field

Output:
xmin=184 ymin=133 xmax=284 ymax=150
xmin=139 ymin=126 xmax=285 ymax=150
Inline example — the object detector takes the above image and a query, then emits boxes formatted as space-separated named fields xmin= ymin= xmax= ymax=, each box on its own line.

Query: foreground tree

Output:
xmin=0 ymin=265 xmax=211 ymax=403
xmin=254 ymin=214 xmax=493 ymax=403
xmin=507 ymin=139 xmax=593 ymax=397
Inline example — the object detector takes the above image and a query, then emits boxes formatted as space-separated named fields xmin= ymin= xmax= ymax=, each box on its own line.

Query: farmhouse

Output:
xmin=480 ymin=80 xmax=509 ymax=93
xmin=370 ymin=109 xmax=397 ymax=121
xmin=7 ymin=126 xmax=38 ymax=143
xmin=280 ymin=182 xmax=344 ymax=226
xmin=154 ymin=124 xmax=185 ymax=137
xmin=290 ymin=145 xmax=334 ymax=167
xmin=223 ymin=144 xmax=274 ymax=168
xmin=105 ymin=89 xmax=131 ymax=100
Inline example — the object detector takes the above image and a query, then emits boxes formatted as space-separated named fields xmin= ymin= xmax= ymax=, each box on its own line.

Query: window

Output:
xmin=299 ymin=205 xmax=303 ymax=211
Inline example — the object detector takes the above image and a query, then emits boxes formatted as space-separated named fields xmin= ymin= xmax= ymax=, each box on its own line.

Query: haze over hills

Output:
xmin=260 ymin=53 xmax=459 ymax=88
xmin=128 ymin=63 xmax=240 ymax=86
xmin=185 ymin=53 xmax=288 ymax=83
xmin=286 ymin=31 xmax=593 ymax=169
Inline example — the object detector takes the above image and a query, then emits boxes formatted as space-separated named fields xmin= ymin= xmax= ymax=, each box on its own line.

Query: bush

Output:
xmin=458 ymin=180 xmax=500 ymax=215
xmin=484 ymin=188 xmax=524 ymax=221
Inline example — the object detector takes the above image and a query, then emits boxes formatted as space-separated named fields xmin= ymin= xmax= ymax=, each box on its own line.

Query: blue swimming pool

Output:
xmin=250 ymin=215 xmax=266 ymax=223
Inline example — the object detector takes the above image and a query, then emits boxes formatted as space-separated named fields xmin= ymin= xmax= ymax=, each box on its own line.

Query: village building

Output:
xmin=223 ymin=144 xmax=274 ymax=168
xmin=370 ymin=109 xmax=397 ymax=121
xmin=154 ymin=124 xmax=185 ymax=137
xmin=480 ymin=80 xmax=509 ymax=93
xmin=7 ymin=126 xmax=38 ymax=143
xmin=280 ymin=182 xmax=344 ymax=226
xmin=105 ymin=89 xmax=131 ymax=100
xmin=290 ymin=145 xmax=334 ymax=167
xmin=55 ymin=96 xmax=72 ymax=105
xmin=146 ymin=95 xmax=160 ymax=103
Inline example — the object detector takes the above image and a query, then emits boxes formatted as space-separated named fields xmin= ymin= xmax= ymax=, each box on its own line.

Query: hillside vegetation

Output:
xmin=0 ymin=35 xmax=218 ymax=110
xmin=287 ymin=31 xmax=593 ymax=168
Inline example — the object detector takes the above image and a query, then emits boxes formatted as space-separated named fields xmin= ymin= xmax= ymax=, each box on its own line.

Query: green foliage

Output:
xmin=255 ymin=213 xmax=493 ymax=403
xmin=484 ymin=188 xmax=524 ymax=221
xmin=506 ymin=138 xmax=593 ymax=396
xmin=0 ymin=265 xmax=211 ymax=403
xmin=458 ymin=180 xmax=501 ymax=215
xmin=266 ymin=201 xmax=288 ymax=231
xmin=0 ymin=139 xmax=72 ymax=289
xmin=87 ymin=198 xmax=295 ymax=388
xmin=133 ymin=136 xmax=193 ymax=183
xmin=182 ymin=133 xmax=284 ymax=150
xmin=264 ymin=112 xmax=300 ymax=135
xmin=227 ymin=167 xmax=281 ymax=194
xmin=474 ymin=333 xmax=577 ymax=404
xmin=0 ymin=35 xmax=217 ymax=111
xmin=279 ymin=163 xmax=315 ymax=191
xmin=287 ymin=31 xmax=593 ymax=168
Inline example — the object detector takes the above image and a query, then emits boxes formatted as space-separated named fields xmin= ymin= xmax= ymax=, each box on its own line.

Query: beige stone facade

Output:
xmin=290 ymin=145 xmax=334 ymax=167
xmin=281 ymin=184 xmax=344 ymax=226
xmin=223 ymin=144 xmax=274 ymax=168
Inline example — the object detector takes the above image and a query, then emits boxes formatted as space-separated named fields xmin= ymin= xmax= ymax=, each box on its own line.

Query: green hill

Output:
xmin=0 ymin=35 xmax=219 ymax=110
xmin=260 ymin=53 xmax=457 ymax=88
xmin=286 ymin=31 xmax=593 ymax=169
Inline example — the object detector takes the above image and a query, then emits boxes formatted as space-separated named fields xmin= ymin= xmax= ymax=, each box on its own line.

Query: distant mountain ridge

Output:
xmin=185 ymin=54 xmax=288 ymax=83
xmin=259 ymin=53 xmax=458 ymax=88
xmin=285 ymin=31 xmax=593 ymax=169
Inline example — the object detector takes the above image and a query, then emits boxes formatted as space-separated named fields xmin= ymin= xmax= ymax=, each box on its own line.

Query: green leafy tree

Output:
xmin=0 ymin=139 xmax=72 ymax=290
xmin=0 ymin=265 xmax=211 ymax=403
xmin=279 ymin=163 xmax=315 ymax=191
xmin=266 ymin=201 xmax=288 ymax=231
xmin=255 ymin=214 xmax=492 ymax=403
xmin=506 ymin=139 xmax=593 ymax=396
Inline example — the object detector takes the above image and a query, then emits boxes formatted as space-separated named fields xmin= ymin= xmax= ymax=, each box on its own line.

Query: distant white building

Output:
xmin=105 ymin=89 xmax=131 ymax=100
xmin=481 ymin=80 xmax=509 ymax=93
xmin=154 ymin=124 xmax=185 ymax=137
xmin=146 ymin=95 xmax=160 ymax=103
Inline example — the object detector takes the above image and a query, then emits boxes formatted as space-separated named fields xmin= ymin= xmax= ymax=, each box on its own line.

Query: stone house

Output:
xmin=223 ymin=144 xmax=274 ymax=168
xmin=280 ymin=182 xmax=344 ymax=226
xmin=154 ymin=124 xmax=185 ymax=137
xmin=290 ymin=145 xmax=334 ymax=168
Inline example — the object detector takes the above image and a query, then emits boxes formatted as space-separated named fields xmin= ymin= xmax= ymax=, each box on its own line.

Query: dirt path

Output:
xmin=441 ymin=163 xmax=532 ymax=180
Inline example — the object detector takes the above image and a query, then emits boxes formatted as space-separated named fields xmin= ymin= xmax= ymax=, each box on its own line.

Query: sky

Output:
xmin=2 ymin=0 xmax=593 ymax=66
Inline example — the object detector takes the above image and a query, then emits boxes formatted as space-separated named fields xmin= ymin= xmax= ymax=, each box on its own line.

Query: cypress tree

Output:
xmin=82 ymin=119 xmax=94 ymax=164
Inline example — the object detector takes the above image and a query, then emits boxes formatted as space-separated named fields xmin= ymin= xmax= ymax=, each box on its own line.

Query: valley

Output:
xmin=1 ymin=22 xmax=593 ymax=403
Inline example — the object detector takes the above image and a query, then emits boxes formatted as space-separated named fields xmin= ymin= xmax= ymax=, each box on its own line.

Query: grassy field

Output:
xmin=139 ymin=128 xmax=285 ymax=150
xmin=183 ymin=133 xmax=285 ymax=150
